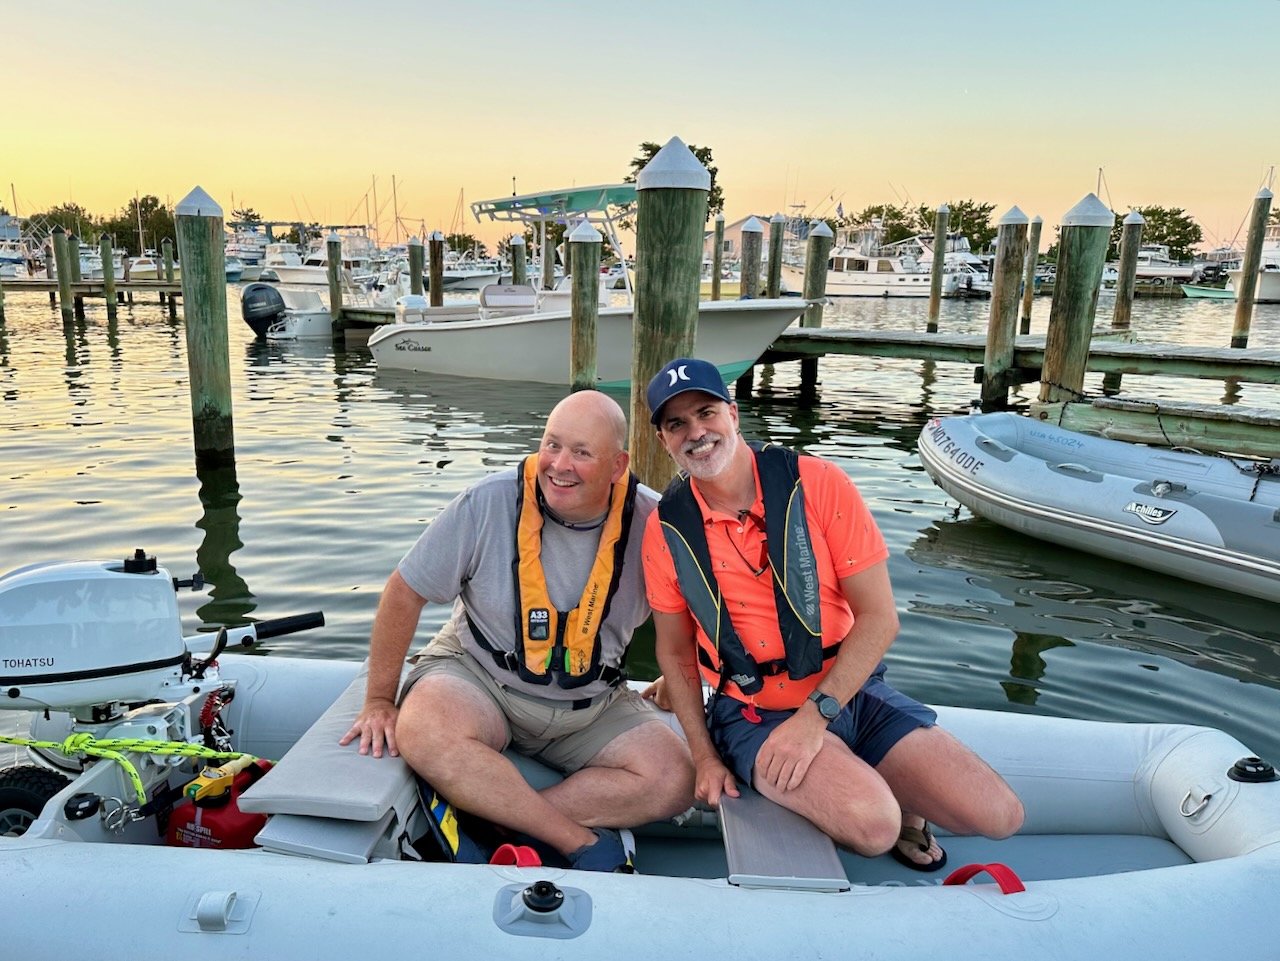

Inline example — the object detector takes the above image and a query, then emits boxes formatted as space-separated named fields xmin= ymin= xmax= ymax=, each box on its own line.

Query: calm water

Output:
xmin=3 ymin=287 xmax=1279 ymax=762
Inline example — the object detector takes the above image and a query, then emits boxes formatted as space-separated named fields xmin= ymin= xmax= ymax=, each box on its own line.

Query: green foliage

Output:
xmin=522 ymin=222 xmax=568 ymax=264
xmin=95 ymin=195 xmax=175 ymax=256
xmin=28 ymin=203 xmax=94 ymax=238
xmin=231 ymin=207 xmax=262 ymax=224
xmin=445 ymin=232 xmax=487 ymax=258
xmin=1107 ymin=206 xmax=1202 ymax=261
xmin=622 ymin=141 xmax=723 ymax=229
xmin=918 ymin=200 xmax=999 ymax=253
xmin=847 ymin=204 xmax=918 ymax=245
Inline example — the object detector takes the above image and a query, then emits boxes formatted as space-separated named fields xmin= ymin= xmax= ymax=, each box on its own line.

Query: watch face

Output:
xmin=818 ymin=696 xmax=839 ymax=720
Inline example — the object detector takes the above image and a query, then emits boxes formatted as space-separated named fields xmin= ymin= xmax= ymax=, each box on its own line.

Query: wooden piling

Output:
xmin=980 ymin=207 xmax=1030 ymax=410
xmin=162 ymin=238 xmax=176 ymax=317
xmin=326 ymin=232 xmax=343 ymax=333
xmin=1020 ymin=216 xmax=1042 ymax=335
xmin=428 ymin=230 xmax=445 ymax=307
xmin=51 ymin=227 xmax=74 ymax=322
xmin=630 ymin=136 xmax=710 ymax=489
xmin=1232 ymin=187 xmax=1274 ymax=349
xmin=408 ymin=235 xmax=424 ymax=296
xmin=569 ymin=220 xmax=603 ymax=390
xmin=67 ymin=233 xmax=85 ymax=319
xmin=1111 ymin=210 xmax=1143 ymax=331
xmin=100 ymin=234 xmax=117 ymax=320
xmin=738 ymin=217 xmax=763 ymax=300
xmin=799 ymin=220 xmax=834 ymax=397
xmin=1036 ymin=194 xmax=1113 ymax=407
xmin=711 ymin=213 xmax=725 ymax=301
xmin=926 ymin=205 xmax=949 ymax=333
xmin=174 ymin=186 xmax=234 ymax=466
xmin=0 ymin=270 xmax=5 ymax=323
xmin=509 ymin=235 xmax=527 ymax=286
xmin=767 ymin=212 xmax=785 ymax=299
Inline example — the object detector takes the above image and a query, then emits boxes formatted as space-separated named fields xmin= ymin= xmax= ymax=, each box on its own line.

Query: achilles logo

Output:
xmin=666 ymin=364 xmax=690 ymax=386
xmin=1124 ymin=502 xmax=1177 ymax=525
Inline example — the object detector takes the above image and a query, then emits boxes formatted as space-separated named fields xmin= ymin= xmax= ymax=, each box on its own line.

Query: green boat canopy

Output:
xmin=471 ymin=184 xmax=637 ymax=225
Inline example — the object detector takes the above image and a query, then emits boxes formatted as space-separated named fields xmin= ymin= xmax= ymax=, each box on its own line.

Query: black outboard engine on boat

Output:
xmin=241 ymin=282 xmax=286 ymax=339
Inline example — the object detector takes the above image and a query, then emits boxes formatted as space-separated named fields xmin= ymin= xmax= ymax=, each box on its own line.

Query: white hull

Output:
xmin=436 ymin=269 xmax=501 ymax=291
xmin=1227 ymin=268 xmax=1280 ymax=304
xmin=4 ymin=644 xmax=1278 ymax=960
xmin=266 ymin=264 xmax=330 ymax=285
xmin=917 ymin=412 xmax=1280 ymax=602
xmin=367 ymin=299 xmax=807 ymax=386
xmin=781 ymin=264 xmax=960 ymax=298
xmin=266 ymin=309 xmax=333 ymax=340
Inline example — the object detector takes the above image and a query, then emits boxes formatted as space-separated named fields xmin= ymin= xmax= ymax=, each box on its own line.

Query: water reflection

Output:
xmin=906 ymin=516 xmax=1280 ymax=694
xmin=193 ymin=460 xmax=254 ymax=628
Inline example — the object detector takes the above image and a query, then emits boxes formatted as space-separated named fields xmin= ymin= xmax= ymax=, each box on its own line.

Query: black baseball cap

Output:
xmin=646 ymin=358 xmax=732 ymax=425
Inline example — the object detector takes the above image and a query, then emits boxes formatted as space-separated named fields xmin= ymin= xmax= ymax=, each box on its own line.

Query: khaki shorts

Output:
xmin=401 ymin=618 xmax=659 ymax=774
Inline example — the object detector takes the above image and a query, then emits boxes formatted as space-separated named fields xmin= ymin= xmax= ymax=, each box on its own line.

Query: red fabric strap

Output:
xmin=942 ymin=862 xmax=1025 ymax=894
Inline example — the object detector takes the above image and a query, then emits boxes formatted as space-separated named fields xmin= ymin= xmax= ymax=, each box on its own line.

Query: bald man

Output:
xmin=344 ymin=390 xmax=693 ymax=873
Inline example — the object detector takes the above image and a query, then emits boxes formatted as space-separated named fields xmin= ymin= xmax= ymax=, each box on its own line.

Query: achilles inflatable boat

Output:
xmin=2 ymin=553 xmax=1278 ymax=960
xmin=917 ymin=411 xmax=1280 ymax=603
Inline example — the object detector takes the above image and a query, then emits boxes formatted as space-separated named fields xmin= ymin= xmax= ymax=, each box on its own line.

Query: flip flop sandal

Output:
xmin=890 ymin=821 xmax=949 ymax=873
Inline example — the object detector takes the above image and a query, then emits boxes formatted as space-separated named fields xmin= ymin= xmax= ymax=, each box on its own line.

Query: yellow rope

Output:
xmin=0 ymin=733 xmax=254 ymax=805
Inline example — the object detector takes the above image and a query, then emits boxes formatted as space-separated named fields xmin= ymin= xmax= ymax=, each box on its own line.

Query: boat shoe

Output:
xmin=568 ymin=827 xmax=637 ymax=873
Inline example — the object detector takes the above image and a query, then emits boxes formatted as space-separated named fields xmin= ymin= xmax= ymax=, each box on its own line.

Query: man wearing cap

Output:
xmin=641 ymin=358 xmax=1023 ymax=870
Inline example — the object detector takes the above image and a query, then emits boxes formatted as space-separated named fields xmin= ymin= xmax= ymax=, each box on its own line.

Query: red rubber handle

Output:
xmin=490 ymin=843 xmax=542 ymax=867
xmin=942 ymin=862 xmax=1025 ymax=894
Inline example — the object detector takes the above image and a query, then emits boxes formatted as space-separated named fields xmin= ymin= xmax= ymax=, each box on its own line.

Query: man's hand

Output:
xmin=640 ymin=675 xmax=673 ymax=712
xmin=693 ymin=753 xmax=740 ymax=807
xmin=754 ymin=710 xmax=827 ymax=792
xmin=339 ymin=697 xmax=400 ymax=758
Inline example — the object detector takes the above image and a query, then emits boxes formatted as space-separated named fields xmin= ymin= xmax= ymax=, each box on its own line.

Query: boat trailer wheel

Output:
xmin=0 ymin=765 xmax=71 ymax=837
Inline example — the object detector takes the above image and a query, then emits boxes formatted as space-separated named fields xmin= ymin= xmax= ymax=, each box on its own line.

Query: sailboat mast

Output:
xmin=392 ymin=176 xmax=400 ymax=246
xmin=135 ymin=190 xmax=144 ymax=255
xmin=371 ymin=175 xmax=380 ymax=248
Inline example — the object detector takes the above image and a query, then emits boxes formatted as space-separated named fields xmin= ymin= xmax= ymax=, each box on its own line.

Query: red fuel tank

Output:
xmin=166 ymin=760 xmax=273 ymax=849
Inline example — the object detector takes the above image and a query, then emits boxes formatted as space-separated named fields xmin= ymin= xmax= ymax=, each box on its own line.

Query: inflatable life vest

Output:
xmin=657 ymin=443 xmax=834 ymax=697
xmin=470 ymin=456 xmax=637 ymax=689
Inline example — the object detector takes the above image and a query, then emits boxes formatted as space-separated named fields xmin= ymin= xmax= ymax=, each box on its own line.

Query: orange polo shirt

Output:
xmin=642 ymin=454 xmax=888 ymax=709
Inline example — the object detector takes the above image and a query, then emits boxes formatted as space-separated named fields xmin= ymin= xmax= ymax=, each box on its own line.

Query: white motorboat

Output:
xmin=1132 ymin=244 xmax=1195 ymax=284
xmin=2 ymin=552 xmax=1278 ymax=961
xmin=1227 ymin=222 xmax=1280 ymax=303
xmin=239 ymin=283 xmax=333 ymax=340
xmin=261 ymin=232 xmax=377 ymax=287
xmin=368 ymin=184 xmax=808 ymax=386
xmin=917 ymin=411 xmax=1280 ymax=603
xmin=781 ymin=224 xmax=963 ymax=298
xmin=368 ymin=283 xmax=804 ymax=386
xmin=127 ymin=251 xmax=177 ymax=281
xmin=225 ymin=256 xmax=246 ymax=282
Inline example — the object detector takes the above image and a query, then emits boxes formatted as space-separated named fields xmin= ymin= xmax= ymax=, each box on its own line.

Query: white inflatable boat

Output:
xmin=2 ymin=555 xmax=1278 ymax=960
xmin=918 ymin=411 xmax=1280 ymax=603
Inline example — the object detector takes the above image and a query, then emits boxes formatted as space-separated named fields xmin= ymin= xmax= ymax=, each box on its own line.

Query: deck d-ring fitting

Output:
xmin=1179 ymin=790 xmax=1211 ymax=818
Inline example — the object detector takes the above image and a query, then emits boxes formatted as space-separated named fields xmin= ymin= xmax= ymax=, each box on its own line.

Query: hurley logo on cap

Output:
xmin=647 ymin=357 xmax=732 ymax=424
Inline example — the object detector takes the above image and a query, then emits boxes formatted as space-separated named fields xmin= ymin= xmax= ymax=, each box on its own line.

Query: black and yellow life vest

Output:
xmin=469 ymin=456 xmax=638 ymax=689
xmin=657 ymin=443 xmax=834 ymax=697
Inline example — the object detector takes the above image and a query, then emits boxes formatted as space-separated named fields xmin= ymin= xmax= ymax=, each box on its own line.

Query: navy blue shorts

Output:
xmin=708 ymin=662 xmax=937 ymax=788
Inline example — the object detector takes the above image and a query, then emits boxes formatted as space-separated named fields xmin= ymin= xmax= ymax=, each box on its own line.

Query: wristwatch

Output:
xmin=807 ymin=690 xmax=840 ymax=721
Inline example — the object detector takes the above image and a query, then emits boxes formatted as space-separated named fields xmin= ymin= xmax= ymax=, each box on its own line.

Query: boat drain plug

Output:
xmin=522 ymin=880 xmax=565 ymax=913
xmin=1228 ymin=756 xmax=1278 ymax=783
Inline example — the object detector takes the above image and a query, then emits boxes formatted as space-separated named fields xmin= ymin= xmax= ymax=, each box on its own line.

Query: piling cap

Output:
xmin=936 ymin=204 xmax=949 ymax=214
xmin=741 ymin=217 xmax=764 ymax=233
xmin=1257 ymin=188 xmax=1274 ymax=201
xmin=52 ymin=224 xmax=65 ymax=235
xmin=636 ymin=137 xmax=711 ymax=192
xmin=809 ymin=220 xmax=834 ymax=238
xmin=176 ymin=187 xmax=222 ymax=218
xmin=569 ymin=220 xmax=602 ymax=243
xmin=999 ymin=206 xmax=1030 ymax=226
xmin=715 ymin=213 xmax=725 ymax=223
xmin=1123 ymin=210 xmax=1145 ymax=225
xmin=408 ymin=235 xmax=422 ymax=246
xmin=510 ymin=235 xmax=526 ymax=246
xmin=770 ymin=212 xmax=785 ymax=223
xmin=429 ymin=230 xmax=445 ymax=242
xmin=327 ymin=232 xmax=341 ymax=243
xmin=1032 ymin=216 xmax=1043 ymax=224
xmin=1061 ymin=193 xmax=1115 ymax=227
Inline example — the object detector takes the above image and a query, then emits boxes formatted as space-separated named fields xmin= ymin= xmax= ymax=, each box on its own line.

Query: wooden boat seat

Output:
xmin=719 ymin=790 xmax=850 ymax=892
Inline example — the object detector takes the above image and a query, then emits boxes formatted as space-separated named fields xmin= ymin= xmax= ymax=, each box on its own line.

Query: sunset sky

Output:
xmin=7 ymin=0 xmax=1277 ymax=252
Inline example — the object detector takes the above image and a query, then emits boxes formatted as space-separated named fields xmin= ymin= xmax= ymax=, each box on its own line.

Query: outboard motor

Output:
xmin=240 ymin=282 xmax=286 ymax=339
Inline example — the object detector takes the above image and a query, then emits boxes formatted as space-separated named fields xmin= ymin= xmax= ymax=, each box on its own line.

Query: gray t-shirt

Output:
xmin=398 ymin=467 xmax=658 ymax=700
